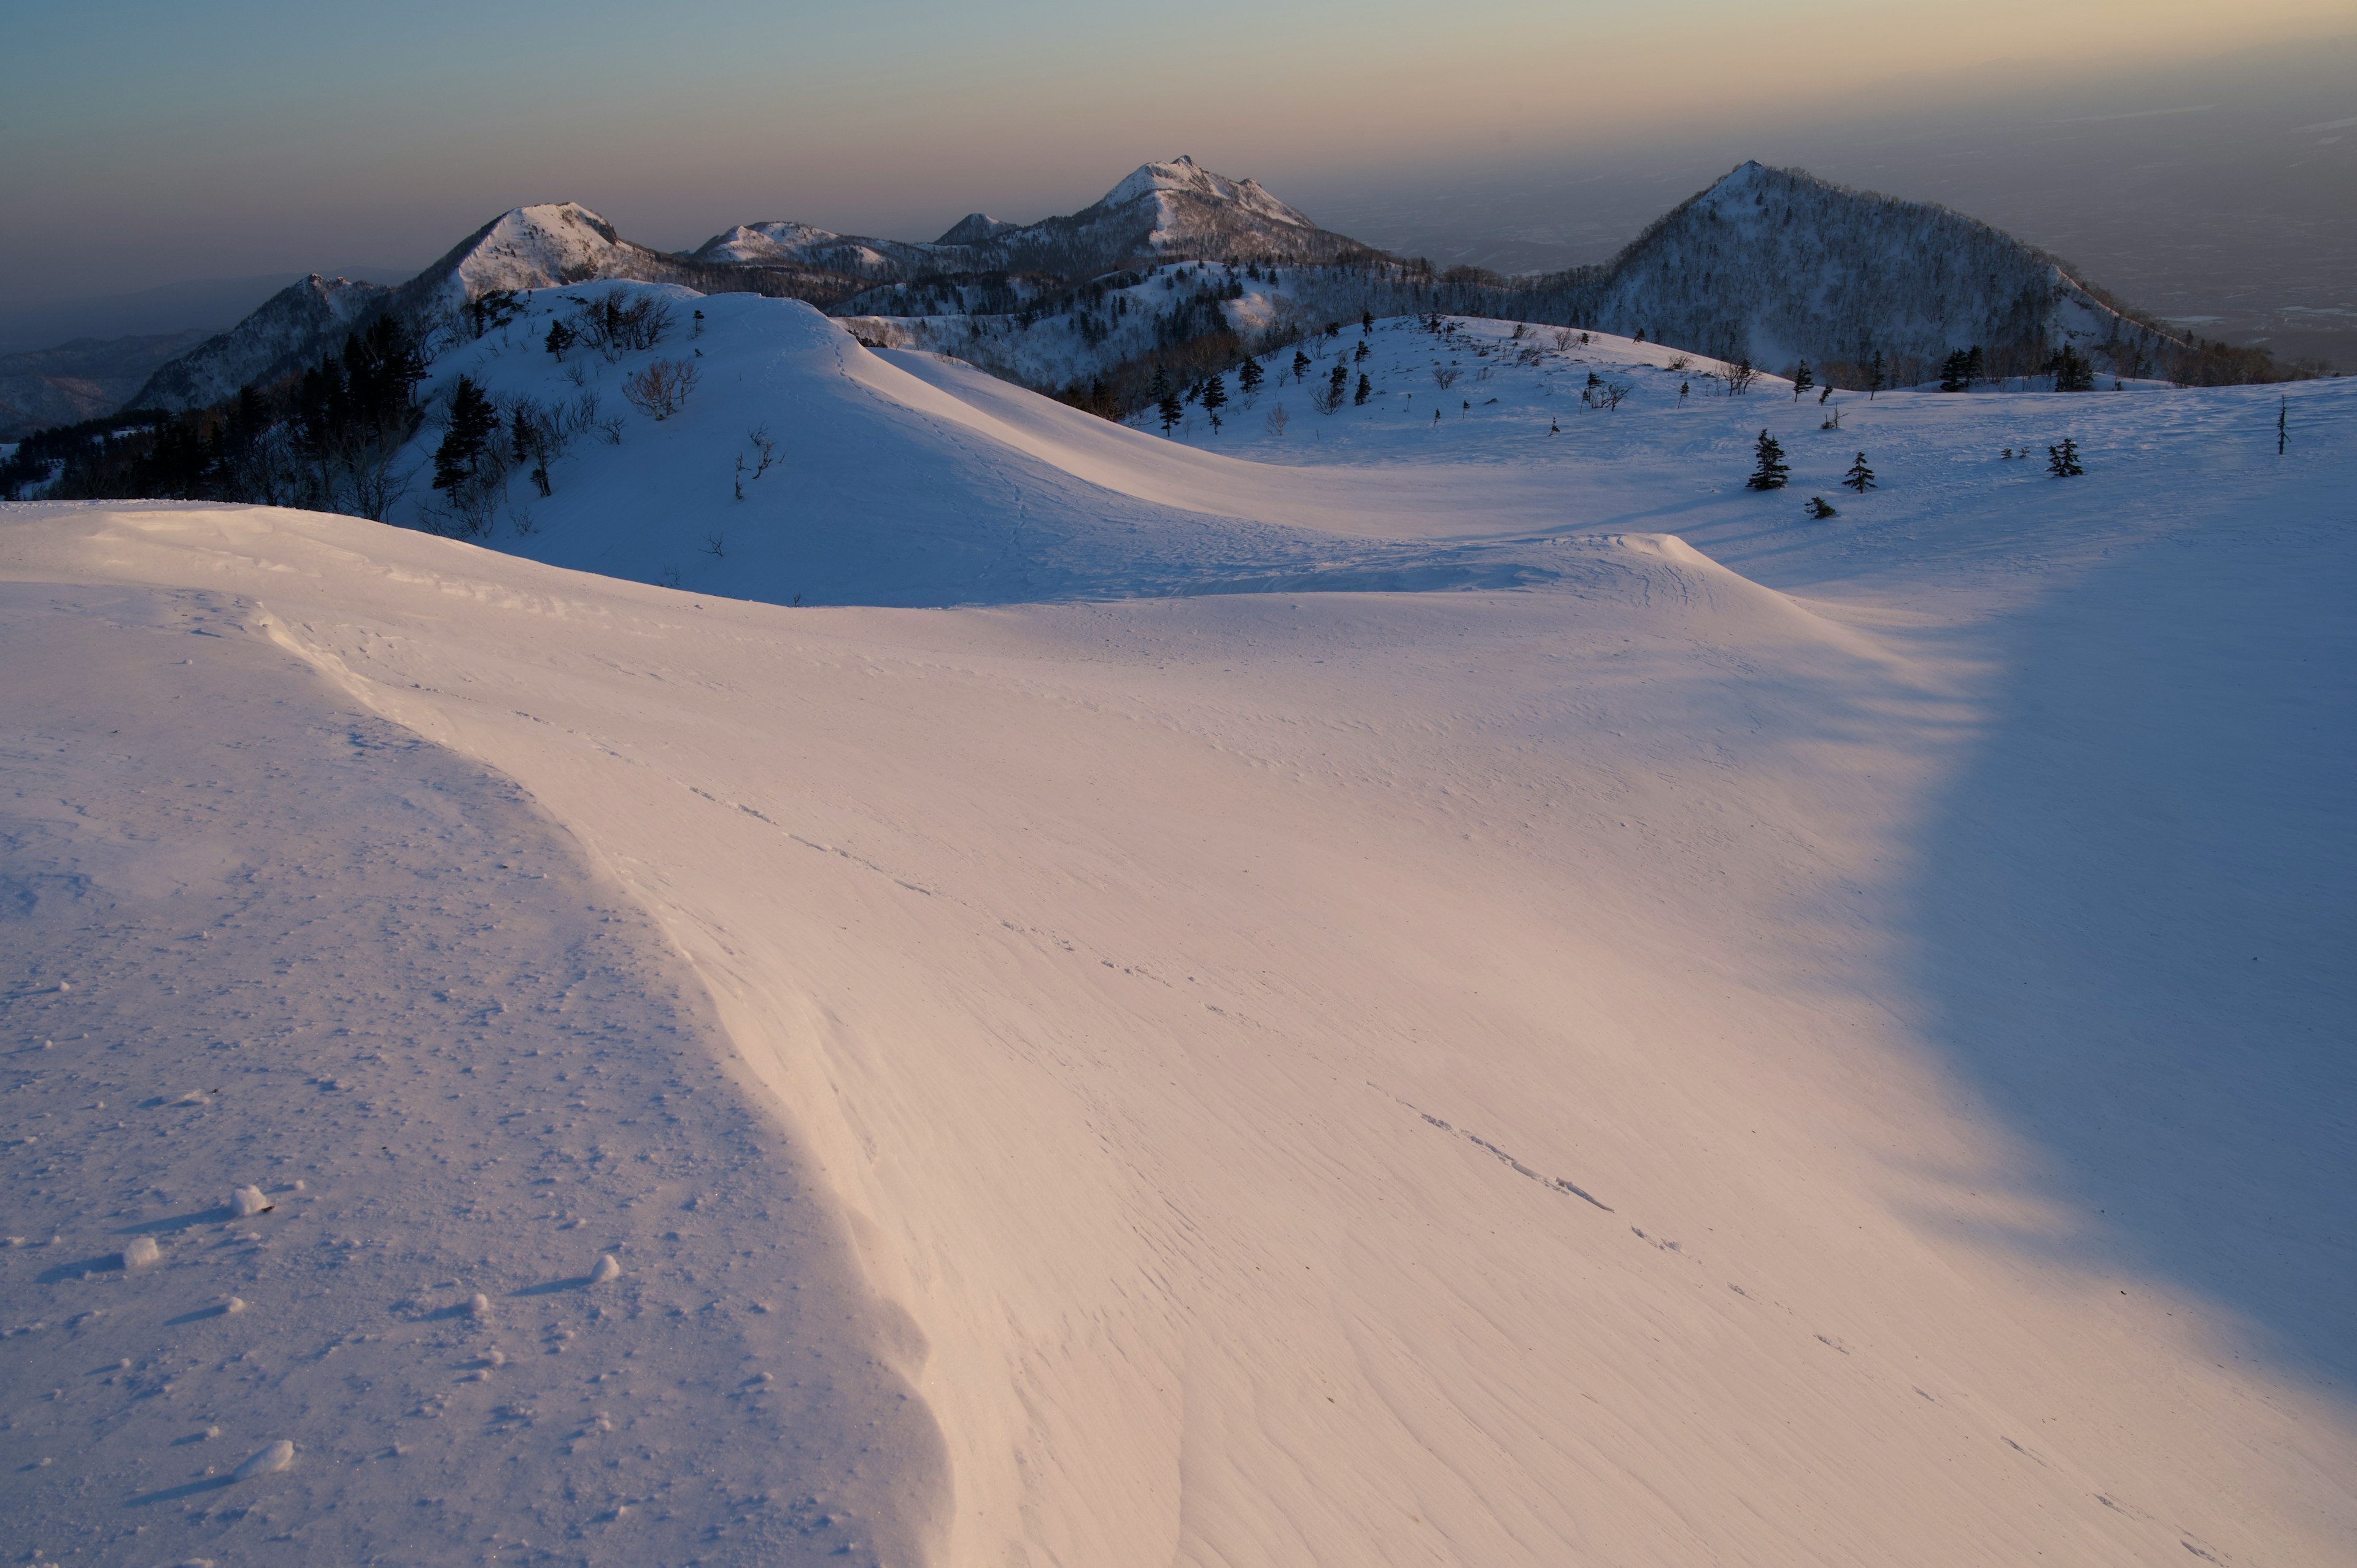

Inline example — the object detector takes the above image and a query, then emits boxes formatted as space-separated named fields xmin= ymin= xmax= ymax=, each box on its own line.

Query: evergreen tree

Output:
xmin=1328 ymin=362 xmax=1349 ymax=403
xmin=1792 ymin=360 xmax=1814 ymax=400
xmin=1354 ymin=339 xmax=1370 ymax=364
xmin=1805 ymin=495 xmax=1838 ymax=519
xmin=1291 ymin=348 xmax=1312 ymax=384
xmin=2047 ymin=344 xmax=2095 ymax=392
xmin=2046 ymin=437 xmax=2084 ymax=476
xmin=546 ymin=320 xmax=576 ymax=360
xmin=1867 ymin=350 xmax=1886 ymax=400
xmin=1745 ymin=429 xmax=1789 ymax=490
xmin=1157 ymin=385 xmax=1185 ymax=436
xmin=1361 ymin=309 xmax=1374 ymax=334
xmin=432 ymin=377 xmax=497 ymax=492
xmin=1841 ymin=450 xmax=1876 ymax=492
xmin=1938 ymin=349 xmax=1972 ymax=393
xmin=1965 ymin=345 xmax=1984 ymax=384
xmin=1238 ymin=356 xmax=1264 ymax=398
xmin=1355 ymin=372 xmax=1372 ymax=406
xmin=1200 ymin=373 xmax=1228 ymax=430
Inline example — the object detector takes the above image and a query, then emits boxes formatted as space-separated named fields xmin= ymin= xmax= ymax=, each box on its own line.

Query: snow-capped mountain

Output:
xmin=127 ymin=161 xmax=1373 ymax=412
xmin=130 ymin=205 xmax=867 ymax=411
xmin=131 ymin=273 xmax=392 ymax=411
xmin=954 ymin=155 xmax=1372 ymax=277
xmin=687 ymin=220 xmax=945 ymax=279
xmin=1555 ymin=162 xmax=2169 ymax=378
xmin=120 ymin=157 xmax=2186 ymax=419
xmin=690 ymin=156 xmax=1372 ymax=284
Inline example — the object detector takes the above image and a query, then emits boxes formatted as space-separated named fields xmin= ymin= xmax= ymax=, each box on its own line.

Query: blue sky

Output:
xmin=1 ymin=0 xmax=2345 ymax=305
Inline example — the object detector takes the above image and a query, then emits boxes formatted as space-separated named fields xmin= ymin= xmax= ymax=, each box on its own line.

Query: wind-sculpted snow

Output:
xmin=0 ymin=584 xmax=948 ymax=1565
xmin=2 ymin=319 xmax=2350 ymax=1566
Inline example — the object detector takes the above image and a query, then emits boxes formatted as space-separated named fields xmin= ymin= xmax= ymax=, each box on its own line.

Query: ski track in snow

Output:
xmin=0 ymin=293 xmax=2351 ymax=1567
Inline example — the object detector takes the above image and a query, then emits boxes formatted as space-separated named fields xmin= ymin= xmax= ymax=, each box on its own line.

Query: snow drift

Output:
xmin=4 ymin=313 xmax=2350 ymax=1566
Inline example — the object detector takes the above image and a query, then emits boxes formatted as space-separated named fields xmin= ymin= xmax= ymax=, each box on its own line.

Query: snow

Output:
xmin=2 ymin=294 xmax=2351 ymax=1566
xmin=1099 ymin=155 xmax=1318 ymax=235
xmin=434 ymin=204 xmax=636 ymax=312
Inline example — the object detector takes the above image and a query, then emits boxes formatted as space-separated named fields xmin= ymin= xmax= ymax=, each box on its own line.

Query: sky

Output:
xmin=1 ymin=0 xmax=2351 ymax=312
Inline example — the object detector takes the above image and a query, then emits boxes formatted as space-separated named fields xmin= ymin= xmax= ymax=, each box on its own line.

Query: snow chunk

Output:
xmin=589 ymin=1254 xmax=621 ymax=1284
xmin=231 ymin=1440 xmax=295 ymax=1481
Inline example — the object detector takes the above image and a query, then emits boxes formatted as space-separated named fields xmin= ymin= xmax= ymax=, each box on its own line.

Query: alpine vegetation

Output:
xmin=1746 ymin=428 xmax=1790 ymax=490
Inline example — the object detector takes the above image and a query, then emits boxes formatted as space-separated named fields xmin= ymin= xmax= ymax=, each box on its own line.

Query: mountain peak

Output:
xmin=935 ymin=212 xmax=1018 ymax=246
xmin=1094 ymin=156 xmax=1310 ymax=230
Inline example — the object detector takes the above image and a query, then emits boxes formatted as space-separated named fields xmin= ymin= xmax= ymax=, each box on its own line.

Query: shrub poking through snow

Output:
xmin=571 ymin=291 xmax=673 ymax=360
xmin=2048 ymin=437 xmax=2084 ymax=476
xmin=1746 ymin=430 xmax=1790 ymax=490
xmin=1805 ymin=495 xmax=1838 ymax=519
xmin=1843 ymin=452 xmax=1876 ymax=492
xmin=622 ymin=359 xmax=700 ymax=422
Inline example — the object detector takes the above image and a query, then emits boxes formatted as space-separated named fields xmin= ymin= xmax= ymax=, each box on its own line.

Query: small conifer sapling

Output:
xmin=1746 ymin=429 xmax=1789 ymax=490
xmin=2047 ymin=437 xmax=2084 ymax=477
xmin=1842 ymin=451 xmax=1876 ymax=492
xmin=1805 ymin=495 xmax=1838 ymax=519
xmin=1200 ymin=373 xmax=1228 ymax=431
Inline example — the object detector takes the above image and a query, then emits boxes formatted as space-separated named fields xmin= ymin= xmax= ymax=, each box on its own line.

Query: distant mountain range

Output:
xmin=0 ymin=331 xmax=213 ymax=439
xmin=104 ymin=156 xmax=2172 ymax=423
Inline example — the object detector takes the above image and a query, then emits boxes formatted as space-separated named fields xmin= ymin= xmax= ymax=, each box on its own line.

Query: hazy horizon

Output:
xmin=4 ymin=6 xmax=2351 ymax=361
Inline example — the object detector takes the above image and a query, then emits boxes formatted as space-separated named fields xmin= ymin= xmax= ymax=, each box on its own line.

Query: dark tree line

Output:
xmin=2 ymin=317 xmax=427 ymax=516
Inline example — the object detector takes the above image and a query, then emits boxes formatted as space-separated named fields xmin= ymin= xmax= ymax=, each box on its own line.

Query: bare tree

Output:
xmin=1431 ymin=364 xmax=1462 ymax=390
xmin=622 ymin=358 xmax=701 ymax=420
xmin=1265 ymin=403 xmax=1290 ymax=436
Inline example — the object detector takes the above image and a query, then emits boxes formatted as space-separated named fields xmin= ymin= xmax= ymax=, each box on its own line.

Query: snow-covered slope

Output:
xmin=130 ymin=274 xmax=392 ymax=411
xmin=9 ymin=284 xmax=2350 ymax=1567
xmin=1567 ymin=161 xmax=2166 ymax=378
